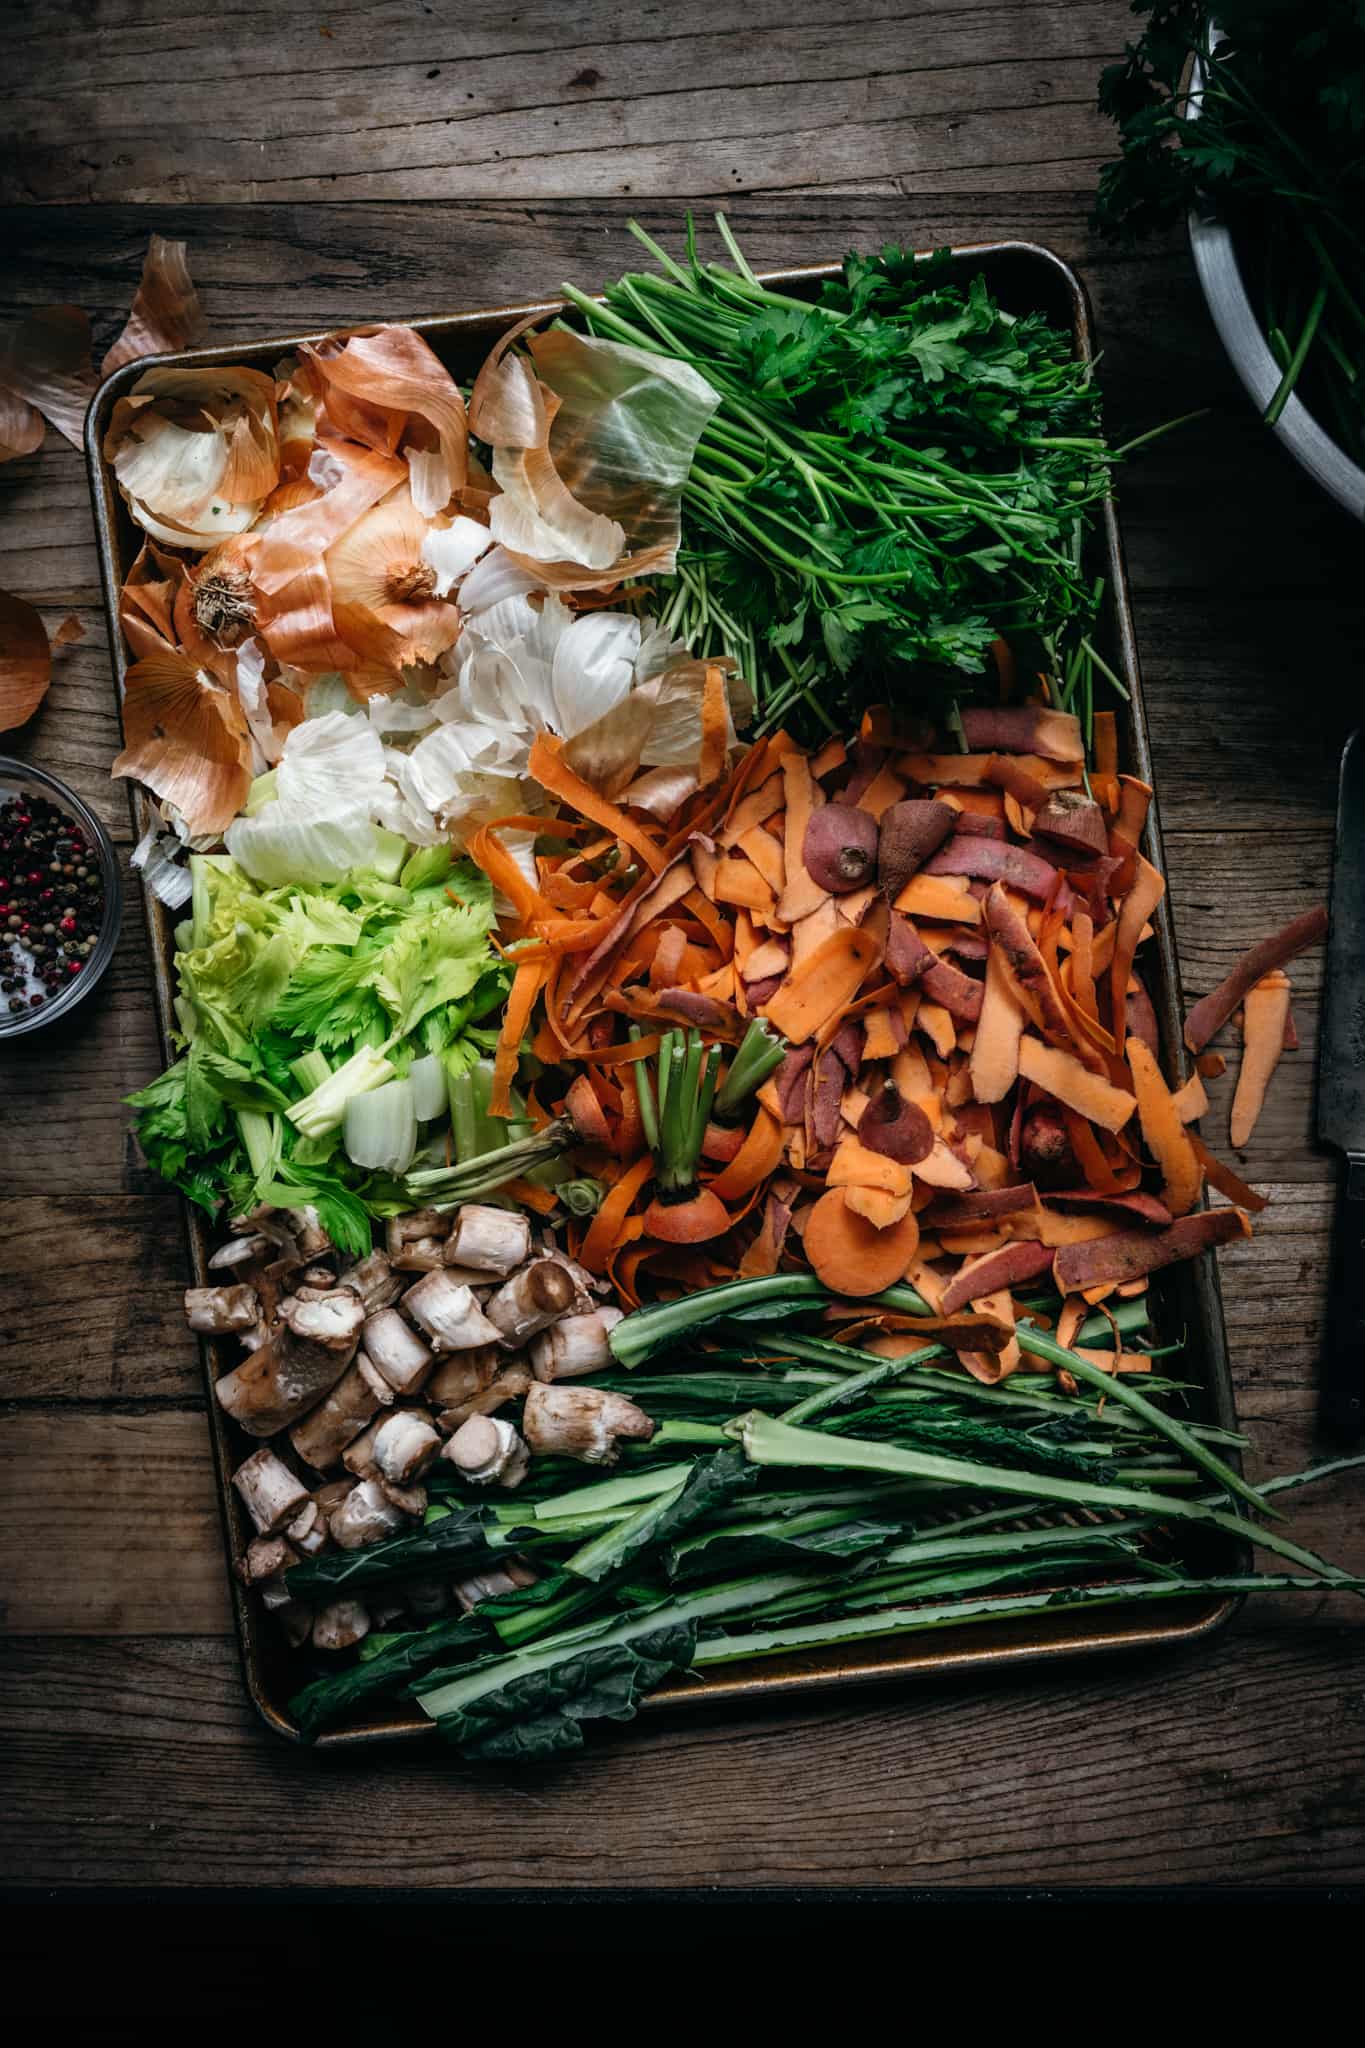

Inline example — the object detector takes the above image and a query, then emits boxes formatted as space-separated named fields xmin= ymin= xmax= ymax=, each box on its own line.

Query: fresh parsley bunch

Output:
xmin=1095 ymin=2 xmax=1365 ymax=453
xmin=562 ymin=222 xmax=1114 ymax=744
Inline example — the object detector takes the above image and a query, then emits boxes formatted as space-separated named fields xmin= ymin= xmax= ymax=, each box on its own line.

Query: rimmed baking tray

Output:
xmin=86 ymin=239 xmax=1243 ymax=1747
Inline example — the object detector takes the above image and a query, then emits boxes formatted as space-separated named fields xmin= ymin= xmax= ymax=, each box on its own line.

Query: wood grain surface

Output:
xmin=1 ymin=0 xmax=1362 ymax=1895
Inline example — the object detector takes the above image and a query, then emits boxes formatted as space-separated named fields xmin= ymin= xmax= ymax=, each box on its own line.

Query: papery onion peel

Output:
xmin=0 ymin=588 xmax=53 ymax=733
xmin=111 ymin=653 xmax=254 ymax=834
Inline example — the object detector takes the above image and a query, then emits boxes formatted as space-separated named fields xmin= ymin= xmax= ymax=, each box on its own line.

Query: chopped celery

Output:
xmin=288 ymin=1046 xmax=395 ymax=1137
xmin=343 ymin=1077 xmax=418 ymax=1174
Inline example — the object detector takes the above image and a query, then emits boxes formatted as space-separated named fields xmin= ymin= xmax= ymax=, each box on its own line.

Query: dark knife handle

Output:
xmin=1323 ymin=1153 xmax=1365 ymax=1440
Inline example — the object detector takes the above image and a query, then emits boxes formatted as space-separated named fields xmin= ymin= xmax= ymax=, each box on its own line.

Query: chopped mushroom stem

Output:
xmin=232 ymin=1447 xmax=310 ymax=1536
xmin=185 ymin=1284 xmax=261 ymax=1334
xmin=281 ymin=1288 xmax=365 ymax=1351
xmin=442 ymin=1412 xmax=529 ymax=1487
xmin=484 ymin=1258 xmax=579 ymax=1346
xmin=529 ymin=1307 xmax=626 ymax=1382
xmin=443 ymin=1203 xmax=533 ymax=1276
xmin=289 ymin=1356 xmax=393 ymax=1472
xmin=312 ymin=1599 xmax=371 ymax=1652
xmin=522 ymin=1383 xmax=656 ymax=1466
xmin=361 ymin=1307 xmax=434 ymax=1394
xmin=328 ymin=1479 xmax=407 ymax=1550
xmin=402 ymin=1270 xmax=505 ymax=1352
xmin=426 ymin=1347 xmax=502 ymax=1408
xmin=453 ymin=1559 xmax=538 ymax=1613
xmin=372 ymin=1408 xmax=443 ymax=1486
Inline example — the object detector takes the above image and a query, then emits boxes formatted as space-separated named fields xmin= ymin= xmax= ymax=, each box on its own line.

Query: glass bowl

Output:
xmin=0 ymin=757 xmax=124 ymax=1040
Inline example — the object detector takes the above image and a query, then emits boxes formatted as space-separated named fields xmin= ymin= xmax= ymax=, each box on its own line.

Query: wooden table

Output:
xmin=2 ymin=0 xmax=1362 ymax=1896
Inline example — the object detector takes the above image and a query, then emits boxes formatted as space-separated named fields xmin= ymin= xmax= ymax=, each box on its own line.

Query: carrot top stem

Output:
xmin=714 ymin=1017 xmax=788 ymax=1122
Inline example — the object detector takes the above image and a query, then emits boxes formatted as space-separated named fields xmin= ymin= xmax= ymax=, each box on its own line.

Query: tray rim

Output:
xmin=84 ymin=235 xmax=1242 ymax=1750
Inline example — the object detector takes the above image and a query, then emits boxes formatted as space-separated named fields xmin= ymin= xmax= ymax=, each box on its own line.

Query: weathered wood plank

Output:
xmin=0 ymin=1414 xmax=229 ymax=1634
xmin=2 ymin=1627 xmax=1361 ymax=1888
xmin=1 ymin=4 xmax=1125 ymax=205
xmin=0 ymin=1195 xmax=198 ymax=1402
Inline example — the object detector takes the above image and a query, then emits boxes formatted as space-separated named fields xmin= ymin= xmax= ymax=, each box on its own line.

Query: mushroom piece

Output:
xmin=231 ymin=1447 xmax=310 ymax=1535
xmin=285 ymin=1500 xmax=329 ymax=1557
xmin=285 ymin=1205 xmax=333 ymax=1259
xmin=453 ymin=1558 xmax=538 ymax=1614
xmin=372 ymin=1408 xmax=443 ymax=1486
xmin=378 ymin=1477 xmax=427 ymax=1518
xmin=387 ymin=1209 xmax=451 ymax=1270
xmin=215 ymin=1323 xmax=358 ymax=1438
xmin=441 ymin=1413 xmax=529 ymax=1488
xmin=207 ymin=1233 xmax=272 ymax=1272
xmin=522 ymin=1383 xmax=656 ymax=1466
xmin=281 ymin=1287 xmax=366 ymax=1352
xmin=250 ymin=1252 xmax=305 ymax=1324
xmin=529 ymin=1307 xmax=625 ymax=1383
xmin=361 ymin=1307 xmax=434 ymax=1394
xmin=235 ymin=1534 xmax=296 ymax=1586
xmin=341 ymin=1416 xmax=385 ymax=1480
xmin=328 ymin=1478 xmax=407 ymax=1550
xmin=426 ymin=1346 xmax=502 ymax=1409
xmin=230 ymin=1205 xmax=302 ymax=1262
xmin=402 ymin=1271 xmax=504 ymax=1353
xmin=339 ymin=1248 xmax=403 ymax=1313
xmin=443 ymin=1204 xmax=533 ymax=1277
xmin=298 ymin=1260 xmax=338 ymax=1289
xmin=483 ymin=1258 xmax=579 ymax=1347
xmin=184 ymin=1284 xmax=261 ymax=1335
xmin=436 ymin=1368 xmax=534 ymax=1434
xmin=311 ymin=1599 xmax=370 ymax=1652
xmin=387 ymin=1208 xmax=452 ymax=1251
xmin=288 ymin=1353 xmax=394 ymax=1471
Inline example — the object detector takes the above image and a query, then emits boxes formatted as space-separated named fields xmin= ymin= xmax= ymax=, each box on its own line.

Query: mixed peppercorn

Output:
xmin=0 ymin=793 xmax=105 ymax=1016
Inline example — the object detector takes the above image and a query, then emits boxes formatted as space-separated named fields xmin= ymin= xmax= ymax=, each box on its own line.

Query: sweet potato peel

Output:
xmin=443 ymin=685 xmax=1278 ymax=1340
xmin=1183 ymin=908 xmax=1327 ymax=1053
xmin=1054 ymin=1208 xmax=1250 ymax=1291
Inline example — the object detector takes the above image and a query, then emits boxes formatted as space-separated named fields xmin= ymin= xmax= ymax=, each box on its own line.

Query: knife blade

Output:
xmin=1317 ymin=726 xmax=1365 ymax=1439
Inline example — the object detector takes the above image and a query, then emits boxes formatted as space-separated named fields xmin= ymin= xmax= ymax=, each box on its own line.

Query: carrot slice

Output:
xmin=489 ymin=955 xmax=549 ymax=1117
xmin=804 ymin=1188 xmax=921 ymax=1296
xmin=1093 ymin=710 xmax=1118 ymax=781
xmin=501 ymin=1176 xmax=560 ymax=1216
xmin=854 ymin=763 xmax=907 ymax=820
xmin=708 ymin=1105 xmax=785 ymax=1202
xmin=844 ymin=1185 xmax=915 ymax=1228
xmin=1125 ymin=1036 xmax=1203 ymax=1216
xmin=579 ymin=1154 xmax=655 ymax=1275
xmin=737 ymin=824 xmax=785 ymax=896
xmin=1230 ymin=969 xmax=1292 ymax=1147
xmin=1196 ymin=1051 xmax=1227 ymax=1080
xmin=1017 ymin=1036 xmax=1137 ymax=1132
xmin=763 ymin=926 xmax=882 ymax=1045
xmin=529 ymin=733 xmax=666 ymax=876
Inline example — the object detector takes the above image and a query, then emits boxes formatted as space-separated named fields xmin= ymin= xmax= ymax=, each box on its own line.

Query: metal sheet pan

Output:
xmin=86 ymin=239 xmax=1242 ymax=1747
